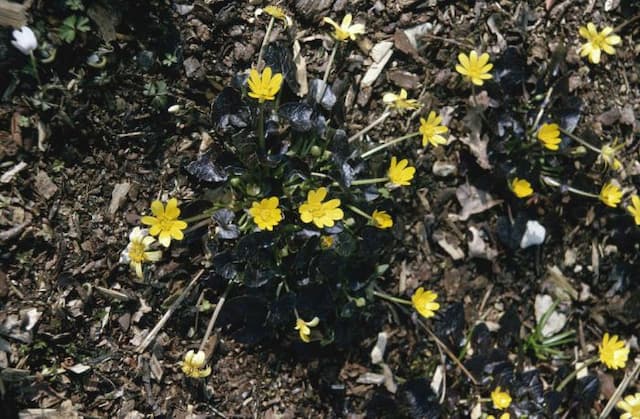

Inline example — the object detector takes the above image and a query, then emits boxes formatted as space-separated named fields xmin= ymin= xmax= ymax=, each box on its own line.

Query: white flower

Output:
xmin=119 ymin=227 xmax=162 ymax=278
xmin=11 ymin=27 xmax=38 ymax=55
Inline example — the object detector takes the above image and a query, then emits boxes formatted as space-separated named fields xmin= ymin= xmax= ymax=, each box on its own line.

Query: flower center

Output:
xmin=157 ymin=215 xmax=175 ymax=231
xmin=306 ymin=202 xmax=326 ymax=218
xmin=129 ymin=241 xmax=146 ymax=263
xmin=592 ymin=33 xmax=608 ymax=49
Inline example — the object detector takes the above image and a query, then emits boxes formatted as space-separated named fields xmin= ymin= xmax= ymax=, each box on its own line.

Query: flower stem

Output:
xmin=318 ymin=42 xmax=339 ymax=105
xmin=198 ymin=282 xmax=233 ymax=353
xmin=360 ymin=132 xmax=421 ymax=159
xmin=257 ymin=17 xmax=275 ymax=69
xmin=29 ymin=52 xmax=41 ymax=85
xmin=258 ymin=103 xmax=266 ymax=155
xmin=350 ymin=177 xmax=389 ymax=186
xmin=346 ymin=204 xmax=372 ymax=221
xmin=529 ymin=85 xmax=555 ymax=136
xmin=541 ymin=175 xmax=599 ymax=199
xmin=347 ymin=110 xmax=391 ymax=143
xmin=556 ymin=357 xmax=598 ymax=392
xmin=559 ymin=128 xmax=601 ymax=154
xmin=182 ymin=207 xmax=219 ymax=224
xmin=372 ymin=290 xmax=412 ymax=306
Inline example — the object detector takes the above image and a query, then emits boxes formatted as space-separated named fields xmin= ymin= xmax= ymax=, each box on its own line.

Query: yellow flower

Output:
xmin=299 ymin=187 xmax=344 ymax=229
xmin=599 ymin=182 xmax=623 ymax=208
xmin=382 ymin=89 xmax=420 ymax=112
xmin=487 ymin=414 xmax=510 ymax=419
xmin=537 ymin=123 xmax=561 ymax=151
xmin=320 ymin=235 xmax=335 ymax=249
xmin=372 ymin=210 xmax=393 ymax=229
xmin=262 ymin=5 xmax=292 ymax=26
xmin=578 ymin=23 xmax=621 ymax=64
xmin=411 ymin=287 xmax=439 ymax=319
xmin=599 ymin=140 xmax=623 ymax=170
xmin=599 ymin=333 xmax=629 ymax=369
xmin=295 ymin=317 xmax=319 ymax=343
xmin=120 ymin=227 xmax=162 ymax=278
xmin=323 ymin=13 xmax=365 ymax=42
xmin=247 ymin=67 xmax=283 ymax=103
xmin=510 ymin=178 xmax=533 ymax=198
xmin=491 ymin=387 xmax=512 ymax=410
xmin=249 ymin=197 xmax=283 ymax=231
xmin=388 ymin=156 xmax=415 ymax=187
xmin=455 ymin=50 xmax=493 ymax=86
xmin=181 ymin=350 xmax=211 ymax=378
xmin=419 ymin=111 xmax=449 ymax=147
xmin=617 ymin=392 xmax=640 ymax=419
xmin=141 ymin=198 xmax=188 ymax=247
xmin=627 ymin=195 xmax=640 ymax=225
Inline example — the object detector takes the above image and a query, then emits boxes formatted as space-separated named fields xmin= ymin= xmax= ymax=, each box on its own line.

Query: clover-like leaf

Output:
xmin=308 ymin=79 xmax=337 ymax=110
xmin=212 ymin=209 xmax=240 ymax=239
xmin=278 ymin=102 xmax=315 ymax=132
xmin=263 ymin=43 xmax=298 ymax=93
xmin=185 ymin=155 xmax=229 ymax=183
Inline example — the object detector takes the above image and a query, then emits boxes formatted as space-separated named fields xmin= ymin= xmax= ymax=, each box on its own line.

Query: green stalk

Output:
xmin=258 ymin=103 xmax=265 ymax=155
xmin=559 ymin=127 xmax=601 ymax=154
xmin=360 ymin=132 xmax=421 ymax=159
xmin=541 ymin=176 xmax=599 ymax=199
xmin=555 ymin=357 xmax=598 ymax=391
xmin=350 ymin=177 xmax=389 ymax=186
xmin=372 ymin=290 xmax=412 ymax=306
xmin=346 ymin=204 xmax=373 ymax=221
xmin=198 ymin=282 xmax=233 ymax=352
xmin=29 ymin=52 xmax=41 ymax=85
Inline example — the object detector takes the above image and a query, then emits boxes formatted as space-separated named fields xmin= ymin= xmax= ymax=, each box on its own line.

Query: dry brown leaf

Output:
xmin=454 ymin=184 xmax=502 ymax=221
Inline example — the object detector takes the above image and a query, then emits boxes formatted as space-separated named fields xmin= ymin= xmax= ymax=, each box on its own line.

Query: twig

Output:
xmin=135 ymin=269 xmax=205 ymax=353
xmin=599 ymin=356 xmax=640 ymax=419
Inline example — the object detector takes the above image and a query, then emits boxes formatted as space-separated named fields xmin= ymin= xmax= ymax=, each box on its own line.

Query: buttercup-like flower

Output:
xmin=295 ymin=317 xmax=319 ymax=343
xmin=599 ymin=333 xmax=629 ymax=369
xmin=411 ymin=288 xmax=440 ymax=319
xmin=537 ymin=123 xmax=561 ymax=151
xmin=578 ymin=23 xmax=621 ymax=64
xmin=510 ymin=178 xmax=533 ymax=198
xmin=487 ymin=414 xmax=510 ymax=419
xmin=491 ymin=387 xmax=512 ymax=410
xmin=181 ymin=350 xmax=211 ymax=378
xmin=382 ymin=89 xmax=420 ymax=112
xmin=119 ymin=227 xmax=162 ymax=278
xmin=617 ymin=393 xmax=640 ymax=419
xmin=419 ymin=111 xmax=449 ymax=147
xmin=323 ymin=13 xmax=365 ymax=42
xmin=141 ymin=198 xmax=188 ymax=247
xmin=388 ymin=156 xmax=415 ymax=187
xmin=262 ymin=5 xmax=292 ymax=26
xmin=599 ymin=182 xmax=623 ymax=208
xmin=11 ymin=26 xmax=38 ymax=55
xmin=372 ymin=210 xmax=393 ymax=229
xmin=320 ymin=235 xmax=335 ymax=249
xmin=627 ymin=195 xmax=640 ymax=225
xmin=599 ymin=140 xmax=623 ymax=170
xmin=455 ymin=50 xmax=493 ymax=86
xmin=249 ymin=197 xmax=283 ymax=231
xmin=247 ymin=67 xmax=283 ymax=103
xmin=299 ymin=187 xmax=344 ymax=229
